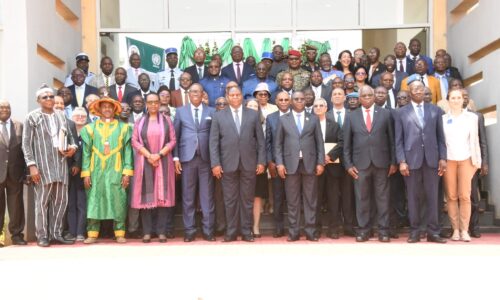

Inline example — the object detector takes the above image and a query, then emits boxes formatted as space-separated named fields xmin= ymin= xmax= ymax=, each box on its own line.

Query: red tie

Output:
xmin=118 ymin=86 xmax=123 ymax=102
xmin=236 ymin=63 xmax=242 ymax=83
xmin=365 ymin=109 xmax=372 ymax=132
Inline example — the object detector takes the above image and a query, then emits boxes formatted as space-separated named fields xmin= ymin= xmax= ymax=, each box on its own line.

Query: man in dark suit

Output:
xmin=367 ymin=47 xmax=386 ymax=84
xmin=310 ymin=71 xmax=332 ymax=110
xmin=209 ymin=86 xmax=266 ymax=242
xmin=395 ymin=77 xmax=447 ymax=243
xmin=220 ymin=45 xmax=255 ymax=87
xmin=371 ymin=55 xmax=407 ymax=94
xmin=0 ymin=100 xmax=27 ymax=246
xmin=275 ymin=91 xmax=325 ymax=241
xmin=343 ymin=85 xmax=397 ymax=242
xmin=68 ymin=68 xmax=99 ymax=109
xmin=128 ymin=73 xmax=155 ymax=102
xmin=108 ymin=67 xmax=136 ymax=105
xmin=394 ymin=42 xmax=414 ymax=75
xmin=407 ymin=38 xmax=434 ymax=75
xmin=184 ymin=48 xmax=208 ymax=84
xmin=313 ymin=98 xmax=343 ymax=239
xmin=265 ymin=91 xmax=291 ymax=238
xmin=443 ymin=53 xmax=462 ymax=81
xmin=174 ymin=83 xmax=216 ymax=242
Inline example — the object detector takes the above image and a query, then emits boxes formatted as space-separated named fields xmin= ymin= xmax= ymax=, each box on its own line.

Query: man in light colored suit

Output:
xmin=174 ymin=83 xmax=216 ymax=242
xmin=275 ymin=91 xmax=325 ymax=241
xmin=395 ymin=77 xmax=447 ymax=243
xmin=209 ymin=86 xmax=266 ymax=242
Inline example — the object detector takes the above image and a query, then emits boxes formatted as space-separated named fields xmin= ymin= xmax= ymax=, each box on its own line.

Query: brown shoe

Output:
xmin=116 ymin=237 xmax=127 ymax=243
xmin=83 ymin=237 xmax=97 ymax=244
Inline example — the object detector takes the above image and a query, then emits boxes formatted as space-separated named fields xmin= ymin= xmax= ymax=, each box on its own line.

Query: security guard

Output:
xmin=64 ymin=52 xmax=96 ymax=87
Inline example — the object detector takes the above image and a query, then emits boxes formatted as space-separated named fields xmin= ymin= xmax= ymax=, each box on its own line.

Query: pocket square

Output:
xmin=205 ymin=116 xmax=212 ymax=120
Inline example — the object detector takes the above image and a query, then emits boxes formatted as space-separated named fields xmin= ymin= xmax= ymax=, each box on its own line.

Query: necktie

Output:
xmin=184 ymin=90 xmax=190 ymax=105
xmin=105 ymin=76 xmax=109 ymax=87
xmin=399 ymin=60 xmax=404 ymax=72
xmin=296 ymin=113 xmax=303 ymax=134
xmin=118 ymin=86 xmax=123 ymax=102
xmin=236 ymin=63 xmax=242 ymax=83
xmin=439 ymin=74 xmax=448 ymax=98
xmin=336 ymin=111 xmax=342 ymax=127
xmin=1 ymin=121 xmax=9 ymax=145
xmin=234 ymin=109 xmax=241 ymax=134
xmin=365 ymin=109 xmax=372 ymax=132
xmin=417 ymin=104 xmax=425 ymax=128
xmin=198 ymin=67 xmax=203 ymax=78
xmin=169 ymin=70 xmax=176 ymax=90
xmin=194 ymin=108 xmax=200 ymax=127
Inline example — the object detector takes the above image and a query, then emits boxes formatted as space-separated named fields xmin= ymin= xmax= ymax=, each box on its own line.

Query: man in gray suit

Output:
xmin=275 ymin=91 xmax=325 ymax=241
xmin=174 ymin=83 xmax=216 ymax=242
xmin=343 ymin=85 xmax=397 ymax=242
xmin=209 ymin=86 xmax=266 ymax=242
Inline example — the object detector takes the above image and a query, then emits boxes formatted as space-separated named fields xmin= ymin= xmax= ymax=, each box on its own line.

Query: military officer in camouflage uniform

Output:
xmin=276 ymin=49 xmax=311 ymax=92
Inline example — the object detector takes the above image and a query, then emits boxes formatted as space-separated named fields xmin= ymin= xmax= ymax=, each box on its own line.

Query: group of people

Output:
xmin=0 ymin=37 xmax=488 ymax=247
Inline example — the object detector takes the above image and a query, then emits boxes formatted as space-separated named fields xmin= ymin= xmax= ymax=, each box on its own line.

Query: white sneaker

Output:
xmin=76 ymin=235 xmax=85 ymax=242
xmin=461 ymin=231 xmax=471 ymax=242
xmin=451 ymin=230 xmax=460 ymax=241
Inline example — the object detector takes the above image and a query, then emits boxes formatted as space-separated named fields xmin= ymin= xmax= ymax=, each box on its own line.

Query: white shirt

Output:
xmin=75 ymin=84 xmax=86 ymax=107
xmin=1 ymin=118 xmax=11 ymax=140
xmin=191 ymin=104 xmax=203 ymax=124
xmin=332 ymin=107 xmax=346 ymax=127
xmin=411 ymin=101 xmax=425 ymax=123
xmin=305 ymin=106 xmax=313 ymax=114
xmin=232 ymin=62 xmax=244 ymax=79
xmin=362 ymin=104 xmax=375 ymax=127
xmin=397 ymin=57 xmax=407 ymax=73
xmin=181 ymin=87 xmax=190 ymax=105
xmin=279 ymin=109 xmax=290 ymax=117
xmin=387 ymin=89 xmax=396 ymax=109
xmin=133 ymin=112 xmax=143 ymax=122
xmin=319 ymin=118 xmax=326 ymax=142
xmin=312 ymin=85 xmax=322 ymax=99
xmin=443 ymin=111 xmax=472 ymax=160
xmin=196 ymin=65 xmax=204 ymax=78
xmin=421 ymin=74 xmax=429 ymax=87
xmin=232 ymin=105 xmax=243 ymax=126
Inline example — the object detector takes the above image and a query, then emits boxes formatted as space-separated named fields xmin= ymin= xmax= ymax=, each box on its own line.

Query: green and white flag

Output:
xmin=126 ymin=37 xmax=164 ymax=73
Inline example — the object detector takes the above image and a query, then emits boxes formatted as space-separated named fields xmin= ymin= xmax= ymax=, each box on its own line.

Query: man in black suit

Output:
xmin=371 ymin=55 xmax=407 ymax=94
xmin=68 ymin=68 xmax=99 ymax=109
xmin=343 ymin=85 xmax=397 ymax=242
xmin=394 ymin=42 xmax=414 ymax=75
xmin=108 ymin=67 xmax=137 ymax=105
xmin=209 ymin=86 xmax=266 ymax=242
xmin=395 ymin=78 xmax=447 ymax=243
xmin=221 ymin=45 xmax=255 ymax=87
xmin=310 ymin=71 xmax=332 ymax=110
xmin=184 ymin=48 xmax=208 ymax=84
xmin=0 ymin=100 xmax=27 ymax=246
xmin=275 ymin=91 xmax=325 ymax=241
xmin=265 ymin=91 xmax=291 ymax=238
xmin=367 ymin=47 xmax=386 ymax=84
xmin=313 ymin=98 xmax=343 ymax=239
xmin=443 ymin=53 xmax=462 ymax=81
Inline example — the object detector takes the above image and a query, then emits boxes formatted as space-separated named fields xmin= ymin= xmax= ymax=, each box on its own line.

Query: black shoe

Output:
xmin=378 ymin=235 xmax=390 ymax=243
xmin=427 ymin=234 xmax=447 ymax=243
xmin=440 ymin=229 xmax=453 ymax=239
xmin=223 ymin=235 xmax=236 ymax=242
xmin=389 ymin=232 xmax=399 ymax=239
xmin=11 ymin=236 xmax=27 ymax=245
xmin=287 ymin=235 xmax=299 ymax=242
xmin=52 ymin=236 xmax=75 ymax=245
xmin=242 ymin=234 xmax=255 ymax=242
xmin=126 ymin=231 xmax=141 ymax=239
xmin=253 ymin=233 xmax=262 ymax=238
xmin=470 ymin=231 xmax=482 ymax=238
xmin=273 ymin=229 xmax=284 ymax=238
xmin=202 ymin=234 xmax=216 ymax=241
xmin=184 ymin=235 xmax=195 ymax=242
xmin=306 ymin=235 xmax=319 ymax=242
xmin=37 ymin=238 xmax=50 ymax=247
xmin=215 ymin=229 xmax=225 ymax=237
xmin=165 ymin=232 xmax=175 ymax=239
xmin=327 ymin=232 xmax=340 ymax=239
xmin=355 ymin=234 xmax=368 ymax=242
xmin=407 ymin=233 xmax=420 ymax=243
xmin=64 ymin=233 xmax=76 ymax=241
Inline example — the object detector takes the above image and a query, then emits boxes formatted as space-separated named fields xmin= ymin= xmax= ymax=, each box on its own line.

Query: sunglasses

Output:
xmin=41 ymin=95 xmax=55 ymax=100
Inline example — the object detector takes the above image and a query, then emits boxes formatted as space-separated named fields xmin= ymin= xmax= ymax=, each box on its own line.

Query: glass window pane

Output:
xmin=169 ymin=0 xmax=230 ymax=30
xmin=235 ymin=0 xmax=292 ymax=29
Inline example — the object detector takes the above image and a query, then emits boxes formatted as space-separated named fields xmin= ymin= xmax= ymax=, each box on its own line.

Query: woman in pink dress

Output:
xmin=131 ymin=92 xmax=176 ymax=243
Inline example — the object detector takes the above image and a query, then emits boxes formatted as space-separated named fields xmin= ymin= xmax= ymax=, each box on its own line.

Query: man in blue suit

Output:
xmin=173 ymin=83 xmax=216 ymax=242
xmin=395 ymin=76 xmax=447 ymax=243
xmin=221 ymin=45 xmax=255 ymax=87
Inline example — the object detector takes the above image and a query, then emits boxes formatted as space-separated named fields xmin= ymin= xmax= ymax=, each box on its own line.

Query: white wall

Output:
xmin=447 ymin=0 xmax=500 ymax=217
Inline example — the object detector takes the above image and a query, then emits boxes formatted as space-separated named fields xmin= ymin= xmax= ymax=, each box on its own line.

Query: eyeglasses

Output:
xmin=41 ymin=95 xmax=55 ymax=100
xmin=276 ymin=98 xmax=289 ymax=102
xmin=255 ymin=92 xmax=269 ymax=97
xmin=73 ymin=114 xmax=87 ymax=118
xmin=216 ymin=102 xmax=227 ymax=106
xmin=396 ymin=96 xmax=408 ymax=99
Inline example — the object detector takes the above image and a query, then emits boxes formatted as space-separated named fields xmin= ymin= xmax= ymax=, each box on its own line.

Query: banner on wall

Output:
xmin=126 ymin=37 xmax=165 ymax=73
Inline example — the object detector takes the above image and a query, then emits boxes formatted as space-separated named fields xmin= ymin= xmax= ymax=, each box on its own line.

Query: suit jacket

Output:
xmin=221 ymin=62 xmax=255 ymax=86
xmin=66 ymin=119 xmax=82 ymax=170
xmin=184 ymin=64 xmax=208 ymax=83
xmin=173 ymin=103 xmax=215 ymax=162
xmin=395 ymin=102 xmax=446 ymax=169
xmin=322 ymin=114 xmax=344 ymax=177
xmin=343 ymin=105 xmax=395 ymax=170
xmin=170 ymin=89 xmax=188 ymax=108
xmin=0 ymin=119 xmax=25 ymax=183
xmin=473 ymin=111 xmax=488 ymax=166
xmin=447 ymin=66 xmax=462 ymax=81
xmin=209 ymin=106 xmax=266 ymax=172
xmin=400 ymin=75 xmax=442 ymax=104
xmin=368 ymin=62 xmax=387 ymax=84
xmin=108 ymin=83 xmax=137 ymax=105
xmin=68 ymin=84 xmax=99 ymax=108
xmin=274 ymin=112 xmax=325 ymax=174
xmin=265 ymin=111 xmax=283 ymax=163
xmin=406 ymin=54 xmax=434 ymax=74
xmin=371 ymin=70 xmax=407 ymax=94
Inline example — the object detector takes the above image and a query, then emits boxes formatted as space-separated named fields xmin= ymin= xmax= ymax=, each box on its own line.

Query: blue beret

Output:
xmin=346 ymin=92 xmax=359 ymax=99
xmin=261 ymin=52 xmax=273 ymax=61
xmin=165 ymin=48 xmax=178 ymax=55
xmin=406 ymin=74 xmax=423 ymax=86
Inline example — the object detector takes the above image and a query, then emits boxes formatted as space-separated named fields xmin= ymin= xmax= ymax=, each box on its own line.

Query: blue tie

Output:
xmin=417 ymin=104 xmax=425 ymax=128
xmin=296 ymin=113 xmax=303 ymax=134
xmin=336 ymin=111 xmax=342 ymax=127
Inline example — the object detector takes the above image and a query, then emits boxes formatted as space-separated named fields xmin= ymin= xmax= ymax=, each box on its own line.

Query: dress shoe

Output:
xmin=460 ymin=230 xmax=471 ymax=242
xmin=344 ymin=228 xmax=356 ymax=237
xmin=389 ymin=232 xmax=399 ymax=239
xmin=142 ymin=234 xmax=151 ymax=243
xmin=202 ymin=234 xmax=216 ymax=241
xmin=64 ymin=233 xmax=76 ymax=241
xmin=11 ymin=236 xmax=27 ymax=245
xmin=184 ymin=235 xmax=195 ymax=242
xmin=355 ymin=234 xmax=368 ymax=242
xmin=287 ymin=235 xmax=299 ymax=242
xmin=158 ymin=234 xmax=167 ymax=243
xmin=407 ymin=234 xmax=420 ymax=243
xmin=328 ymin=232 xmax=340 ymax=239
xmin=83 ymin=237 xmax=97 ymax=244
xmin=306 ymin=235 xmax=319 ymax=242
xmin=451 ymin=230 xmax=460 ymax=241
xmin=427 ymin=234 xmax=447 ymax=243
xmin=165 ymin=232 xmax=175 ymax=239
xmin=253 ymin=233 xmax=262 ymax=238
xmin=273 ymin=229 xmax=284 ymax=238
xmin=440 ymin=229 xmax=453 ymax=239
xmin=378 ymin=235 xmax=390 ymax=243
xmin=37 ymin=238 xmax=50 ymax=247
xmin=242 ymin=235 xmax=255 ymax=242
xmin=223 ymin=235 xmax=236 ymax=242
xmin=52 ymin=236 xmax=75 ymax=245
xmin=215 ymin=229 xmax=225 ymax=237
xmin=470 ymin=231 xmax=481 ymax=238
xmin=126 ymin=231 xmax=141 ymax=239
xmin=116 ymin=237 xmax=127 ymax=243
